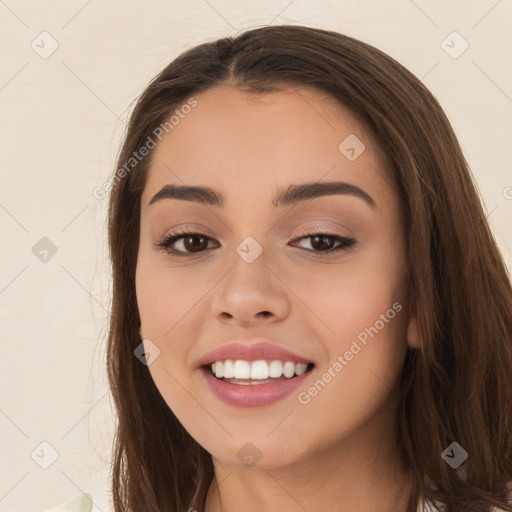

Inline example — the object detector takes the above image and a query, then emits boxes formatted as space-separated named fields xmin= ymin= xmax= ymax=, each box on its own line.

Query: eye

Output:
xmin=154 ymin=228 xmax=356 ymax=258
xmin=289 ymin=227 xmax=356 ymax=256
xmin=155 ymin=230 xmax=218 ymax=258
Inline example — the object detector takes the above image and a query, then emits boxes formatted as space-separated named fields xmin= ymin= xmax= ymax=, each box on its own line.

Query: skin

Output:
xmin=135 ymin=84 xmax=419 ymax=512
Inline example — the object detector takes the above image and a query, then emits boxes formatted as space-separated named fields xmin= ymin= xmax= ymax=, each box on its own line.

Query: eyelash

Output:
xmin=154 ymin=226 xmax=357 ymax=258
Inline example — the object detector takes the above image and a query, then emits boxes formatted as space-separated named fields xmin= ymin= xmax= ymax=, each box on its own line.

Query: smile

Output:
xmin=209 ymin=359 xmax=312 ymax=382
xmin=200 ymin=359 xmax=315 ymax=407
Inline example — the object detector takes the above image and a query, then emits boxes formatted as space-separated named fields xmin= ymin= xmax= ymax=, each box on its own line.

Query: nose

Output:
xmin=211 ymin=249 xmax=290 ymax=327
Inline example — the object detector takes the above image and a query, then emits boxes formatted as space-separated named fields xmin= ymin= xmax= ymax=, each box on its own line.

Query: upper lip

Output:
xmin=198 ymin=339 xmax=314 ymax=367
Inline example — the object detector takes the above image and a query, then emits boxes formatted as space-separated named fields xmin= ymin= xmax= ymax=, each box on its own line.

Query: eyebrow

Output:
xmin=148 ymin=181 xmax=376 ymax=209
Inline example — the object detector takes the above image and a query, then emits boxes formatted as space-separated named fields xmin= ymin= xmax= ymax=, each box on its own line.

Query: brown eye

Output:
xmin=155 ymin=232 xmax=217 ymax=257
xmin=291 ymin=232 xmax=356 ymax=255
xmin=179 ymin=234 xmax=209 ymax=253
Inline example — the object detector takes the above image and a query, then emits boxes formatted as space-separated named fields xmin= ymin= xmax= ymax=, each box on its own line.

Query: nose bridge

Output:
xmin=223 ymin=201 xmax=275 ymax=265
xmin=212 ymin=232 xmax=289 ymax=323
xmin=227 ymin=232 xmax=272 ymax=294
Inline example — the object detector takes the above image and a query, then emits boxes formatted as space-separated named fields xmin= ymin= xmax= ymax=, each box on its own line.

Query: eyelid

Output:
xmin=292 ymin=225 xmax=351 ymax=238
xmin=157 ymin=224 xmax=351 ymax=244
xmin=154 ymin=224 xmax=357 ymax=259
xmin=156 ymin=223 xmax=214 ymax=240
xmin=288 ymin=222 xmax=358 ymax=249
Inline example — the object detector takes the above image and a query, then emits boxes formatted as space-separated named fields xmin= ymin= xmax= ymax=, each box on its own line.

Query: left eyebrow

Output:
xmin=272 ymin=181 xmax=376 ymax=209
xmin=148 ymin=180 xmax=376 ymax=210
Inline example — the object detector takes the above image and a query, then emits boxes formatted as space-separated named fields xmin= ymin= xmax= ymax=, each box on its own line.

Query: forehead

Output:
xmin=141 ymin=84 xmax=392 ymax=209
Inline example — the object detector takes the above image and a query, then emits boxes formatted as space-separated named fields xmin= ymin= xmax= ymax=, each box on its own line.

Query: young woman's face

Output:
xmin=136 ymin=84 xmax=415 ymax=469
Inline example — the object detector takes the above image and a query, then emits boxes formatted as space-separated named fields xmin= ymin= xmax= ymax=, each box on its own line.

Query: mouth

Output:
xmin=199 ymin=359 xmax=315 ymax=407
xmin=204 ymin=359 xmax=315 ymax=384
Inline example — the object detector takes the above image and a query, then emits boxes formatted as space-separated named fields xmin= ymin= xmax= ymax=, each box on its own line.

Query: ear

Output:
xmin=406 ymin=316 xmax=420 ymax=349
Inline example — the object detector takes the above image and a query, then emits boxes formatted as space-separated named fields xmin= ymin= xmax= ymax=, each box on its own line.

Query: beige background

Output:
xmin=0 ymin=1 xmax=511 ymax=510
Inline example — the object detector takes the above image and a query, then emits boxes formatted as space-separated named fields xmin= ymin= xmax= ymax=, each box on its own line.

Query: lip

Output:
xmin=197 ymin=340 xmax=315 ymax=408
xmin=200 ymin=366 xmax=314 ymax=408
xmin=198 ymin=340 xmax=314 ymax=367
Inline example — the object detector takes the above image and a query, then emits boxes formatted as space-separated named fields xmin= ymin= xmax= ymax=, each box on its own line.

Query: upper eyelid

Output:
xmin=160 ymin=218 xmax=354 ymax=237
xmin=160 ymin=227 xmax=352 ymax=242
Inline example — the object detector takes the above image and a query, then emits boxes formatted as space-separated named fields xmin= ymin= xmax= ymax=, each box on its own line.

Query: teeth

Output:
xmin=251 ymin=360 xmax=269 ymax=379
xmin=269 ymin=360 xmax=283 ymax=378
xmin=214 ymin=361 xmax=223 ymax=378
xmin=223 ymin=359 xmax=234 ymax=379
xmin=209 ymin=360 xmax=310 ymax=380
xmin=233 ymin=360 xmax=251 ymax=379
xmin=295 ymin=363 xmax=308 ymax=376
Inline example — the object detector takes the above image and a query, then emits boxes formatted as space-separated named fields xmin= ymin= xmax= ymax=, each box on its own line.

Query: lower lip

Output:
xmin=200 ymin=367 xmax=313 ymax=408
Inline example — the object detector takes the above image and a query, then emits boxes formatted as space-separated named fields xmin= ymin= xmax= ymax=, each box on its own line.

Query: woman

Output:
xmin=103 ymin=25 xmax=512 ymax=512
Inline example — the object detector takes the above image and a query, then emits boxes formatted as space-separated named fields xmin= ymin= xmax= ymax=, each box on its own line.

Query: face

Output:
xmin=135 ymin=84 xmax=416 ymax=469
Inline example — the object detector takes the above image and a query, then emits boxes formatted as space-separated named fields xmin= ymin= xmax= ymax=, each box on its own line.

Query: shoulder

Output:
xmin=44 ymin=493 xmax=113 ymax=512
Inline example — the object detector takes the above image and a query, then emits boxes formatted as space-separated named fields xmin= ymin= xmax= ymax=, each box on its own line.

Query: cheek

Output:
xmin=290 ymin=247 xmax=408 ymax=429
xmin=293 ymin=286 xmax=407 ymax=453
xmin=286 ymin=246 xmax=406 ymax=349
xmin=135 ymin=260 xmax=210 ymax=421
xmin=136 ymin=252 xmax=211 ymax=343
xmin=135 ymin=251 xmax=223 ymax=398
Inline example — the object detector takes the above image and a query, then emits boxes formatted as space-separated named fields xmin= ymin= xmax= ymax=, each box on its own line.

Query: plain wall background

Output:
xmin=1 ymin=1 xmax=511 ymax=510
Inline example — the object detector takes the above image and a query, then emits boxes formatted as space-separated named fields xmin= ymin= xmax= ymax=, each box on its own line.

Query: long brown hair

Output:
xmin=106 ymin=25 xmax=512 ymax=512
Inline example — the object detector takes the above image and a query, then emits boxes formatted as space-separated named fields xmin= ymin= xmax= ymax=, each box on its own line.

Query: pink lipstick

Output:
xmin=198 ymin=341 xmax=315 ymax=408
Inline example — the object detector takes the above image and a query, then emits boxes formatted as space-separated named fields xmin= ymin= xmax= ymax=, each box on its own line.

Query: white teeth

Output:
xmin=223 ymin=360 xmax=234 ymax=379
xmin=214 ymin=361 xmax=224 ymax=378
xmin=209 ymin=359 xmax=310 ymax=380
xmin=283 ymin=361 xmax=295 ymax=378
xmin=251 ymin=360 xmax=269 ymax=379
xmin=233 ymin=360 xmax=251 ymax=379
xmin=268 ymin=360 xmax=283 ymax=378
xmin=295 ymin=363 xmax=308 ymax=376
